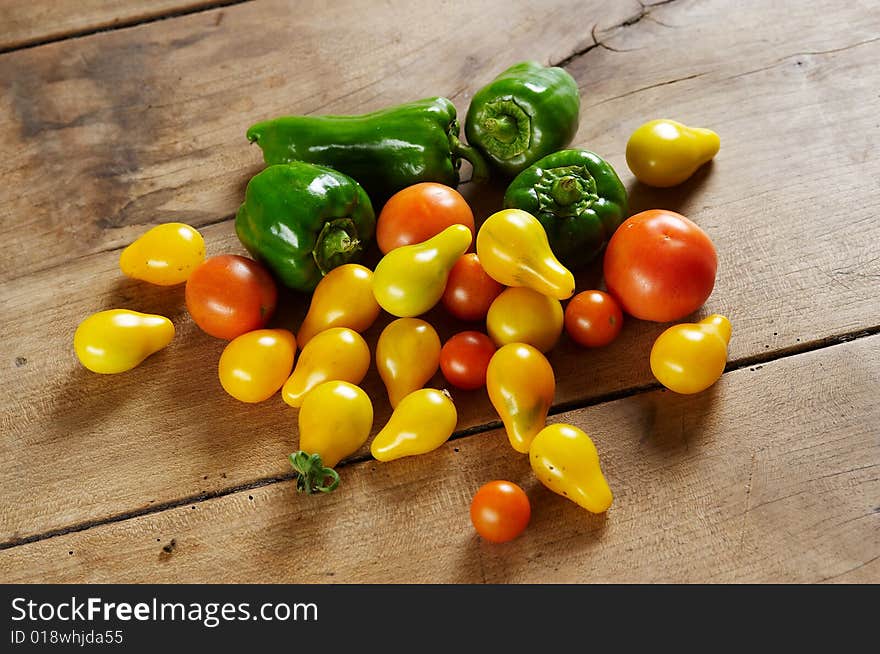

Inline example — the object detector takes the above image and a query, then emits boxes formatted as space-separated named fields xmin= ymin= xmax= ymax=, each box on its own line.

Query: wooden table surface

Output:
xmin=1 ymin=0 xmax=877 ymax=584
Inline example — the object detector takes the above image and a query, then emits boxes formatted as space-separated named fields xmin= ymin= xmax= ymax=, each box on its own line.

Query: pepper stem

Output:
xmin=313 ymin=218 xmax=361 ymax=276
xmin=550 ymin=176 xmax=583 ymax=206
xmin=482 ymin=115 xmax=518 ymax=144
xmin=288 ymin=451 xmax=340 ymax=494
xmin=478 ymin=99 xmax=531 ymax=160
xmin=451 ymin=138 xmax=490 ymax=184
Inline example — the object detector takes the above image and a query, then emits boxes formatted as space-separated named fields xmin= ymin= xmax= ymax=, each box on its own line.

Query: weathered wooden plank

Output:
xmin=2 ymin=0 xmax=880 ymax=544
xmin=2 ymin=335 xmax=875 ymax=583
xmin=0 ymin=0 xmax=637 ymax=283
xmin=0 ymin=1 xmax=224 ymax=52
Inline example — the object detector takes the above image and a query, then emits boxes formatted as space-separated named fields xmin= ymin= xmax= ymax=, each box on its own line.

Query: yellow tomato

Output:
xmin=282 ymin=327 xmax=371 ymax=408
xmin=74 ymin=309 xmax=174 ymax=374
xmin=218 ymin=329 xmax=296 ymax=403
xmin=486 ymin=287 xmax=563 ymax=352
xmin=650 ymin=314 xmax=731 ymax=394
xmin=297 ymin=264 xmax=381 ymax=347
xmin=476 ymin=209 xmax=574 ymax=300
xmin=530 ymin=423 xmax=613 ymax=514
xmin=119 ymin=223 xmax=205 ymax=286
xmin=370 ymin=389 xmax=457 ymax=462
xmin=486 ymin=343 xmax=555 ymax=453
xmin=376 ymin=318 xmax=441 ymax=408
xmin=625 ymin=119 xmax=720 ymax=187
xmin=372 ymin=224 xmax=472 ymax=317
xmin=298 ymin=381 xmax=373 ymax=468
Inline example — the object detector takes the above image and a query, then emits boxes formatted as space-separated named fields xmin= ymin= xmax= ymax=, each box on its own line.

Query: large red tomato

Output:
xmin=603 ymin=210 xmax=717 ymax=322
xmin=376 ymin=183 xmax=475 ymax=254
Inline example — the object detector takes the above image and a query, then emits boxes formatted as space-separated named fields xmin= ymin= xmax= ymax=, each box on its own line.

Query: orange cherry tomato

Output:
xmin=470 ymin=480 xmax=531 ymax=543
xmin=441 ymin=253 xmax=505 ymax=322
xmin=186 ymin=254 xmax=277 ymax=340
xmin=564 ymin=290 xmax=623 ymax=348
xmin=439 ymin=331 xmax=496 ymax=391
xmin=603 ymin=210 xmax=717 ymax=322
xmin=376 ymin=183 xmax=475 ymax=254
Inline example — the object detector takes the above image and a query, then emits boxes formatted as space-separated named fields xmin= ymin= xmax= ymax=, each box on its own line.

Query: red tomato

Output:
xmin=603 ymin=210 xmax=717 ymax=322
xmin=441 ymin=253 xmax=504 ymax=322
xmin=185 ymin=254 xmax=277 ymax=340
xmin=470 ymin=480 xmax=531 ymax=543
xmin=440 ymin=331 xmax=496 ymax=390
xmin=376 ymin=183 xmax=475 ymax=254
xmin=564 ymin=291 xmax=623 ymax=348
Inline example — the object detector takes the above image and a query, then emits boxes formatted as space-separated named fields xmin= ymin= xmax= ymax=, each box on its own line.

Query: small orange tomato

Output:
xmin=470 ymin=480 xmax=531 ymax=543
xmin=439 ymin=331 xmax=496 ymax=391
xmin=376 ymin=183 xmax=475 ymax=254
xmin=564 ymin=290 xmax=623 ymax=348
xmin=441 ymin=253 xmax=504 ymax=322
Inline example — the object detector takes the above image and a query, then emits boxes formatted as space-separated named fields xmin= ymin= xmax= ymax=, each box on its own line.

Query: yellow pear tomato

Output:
xmin=290 ymin=380 xmax=374 ymax=494
xmin=486 ymin=287 xmax=563 ymax=353
xmin=476 ymin=209 xmax=574 ymax=300
xmin=296 ymin=264 xmax=381 ymax=347
xmin=119 ymin=222 xmax=205 ymax=286
xmin=370 ymin=389 xmax=457 ymax=462
xmin=650 ymin=314 xmax=731 ymax=394
xmin=372 ymin=224 xmax=472 ymax=317
xmin=626 ymin=119 xmax=720 ymax=187
xmin=530 ymin=423 xmax=613 ymax=514
xmin=218 ymin=329 xmax=296 ymax=403
xmin=74 ymin=309 xmax=174 ymax=374
xmin=486 ymin=343 xmax=555 ymax=453
xmin=376 ymin=318 xmax=441 ymax=408
xmin=282 ymin=327 xmax=370 ymax=408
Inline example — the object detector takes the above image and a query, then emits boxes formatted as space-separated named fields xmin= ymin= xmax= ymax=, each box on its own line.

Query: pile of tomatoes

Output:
xmin=74 ymin=131 xmax=730 ymax=546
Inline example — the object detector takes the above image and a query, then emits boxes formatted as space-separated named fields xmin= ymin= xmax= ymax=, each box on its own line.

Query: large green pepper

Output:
xmin=465 ymin=61 xmax=580 ymax=177
xmin=503 ymin=149 xmax=627 ymax=268
xmin=245 ymin=97 xmax=487 ymax=205
xmin=235 ymin=163 xmax=375 ymax=292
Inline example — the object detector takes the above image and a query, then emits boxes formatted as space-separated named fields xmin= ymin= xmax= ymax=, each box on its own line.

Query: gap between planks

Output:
xmin=2 ymin=323 xmax=876 ymax=554
xmin=0 ymin=1 xmax=252 ymax=55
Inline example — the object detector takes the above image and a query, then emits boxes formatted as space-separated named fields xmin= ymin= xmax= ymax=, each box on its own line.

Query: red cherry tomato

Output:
xmin=376 ymin=182 xmax=475 ymax=254
xmin=470 ymin=480 xmax=531 ymax=543
xmin=185 ymin=254 xmax=277 ymax=340
xmin=603 ymin=210 xmax=717 ymax=322
xmin=564 ymin=290 xmax=623 ymax=348
xmin=441 ymin=253 xmax=505 ymax=322
xmin=440 ymin=331 xmax=496 ymax=390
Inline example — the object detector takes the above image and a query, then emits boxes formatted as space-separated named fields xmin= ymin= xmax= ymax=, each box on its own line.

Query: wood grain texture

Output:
xmin=0 ymin=1 xmax=227 ymax=52
xmin=2 ymin=335 xmax=876 ymax=583
xmin=0 ymin=0 xmax=640 ymax=545
xmin=2 ymin=0 xmax=880 ymax=545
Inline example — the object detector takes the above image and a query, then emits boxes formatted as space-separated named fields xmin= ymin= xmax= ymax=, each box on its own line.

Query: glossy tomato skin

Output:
xmin=470 ymin=481 xmax=531 ymax=543
xmin=564 ymin=290 xmax=623 ymax=348
xmin=603 ymin=210 xmax=717 ymax=322
xmin=376 ymin=182 xmax=475 ymax=254
xmin=440 ymin=331 xmax=497 ymax=390
xmin=441 ymin=253 xmax=505 ymax=322
xmin=186 ymin=254 xmax=278 ymax=339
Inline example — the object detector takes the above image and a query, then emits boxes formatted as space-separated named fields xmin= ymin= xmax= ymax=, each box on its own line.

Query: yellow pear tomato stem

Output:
xmin=288 ymin=451 xmax=340 ymax=494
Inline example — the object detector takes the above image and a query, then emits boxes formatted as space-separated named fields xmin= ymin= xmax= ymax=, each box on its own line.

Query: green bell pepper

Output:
xmin=503 ymin=149 xmax=628 ymax=268
xmin=465 ymin=61 xmax=580 ymax=177
xmin=245 ymin=97 xmax=487 ymax=205
xmin=235 ymin=163 xmax=375 ymax=292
